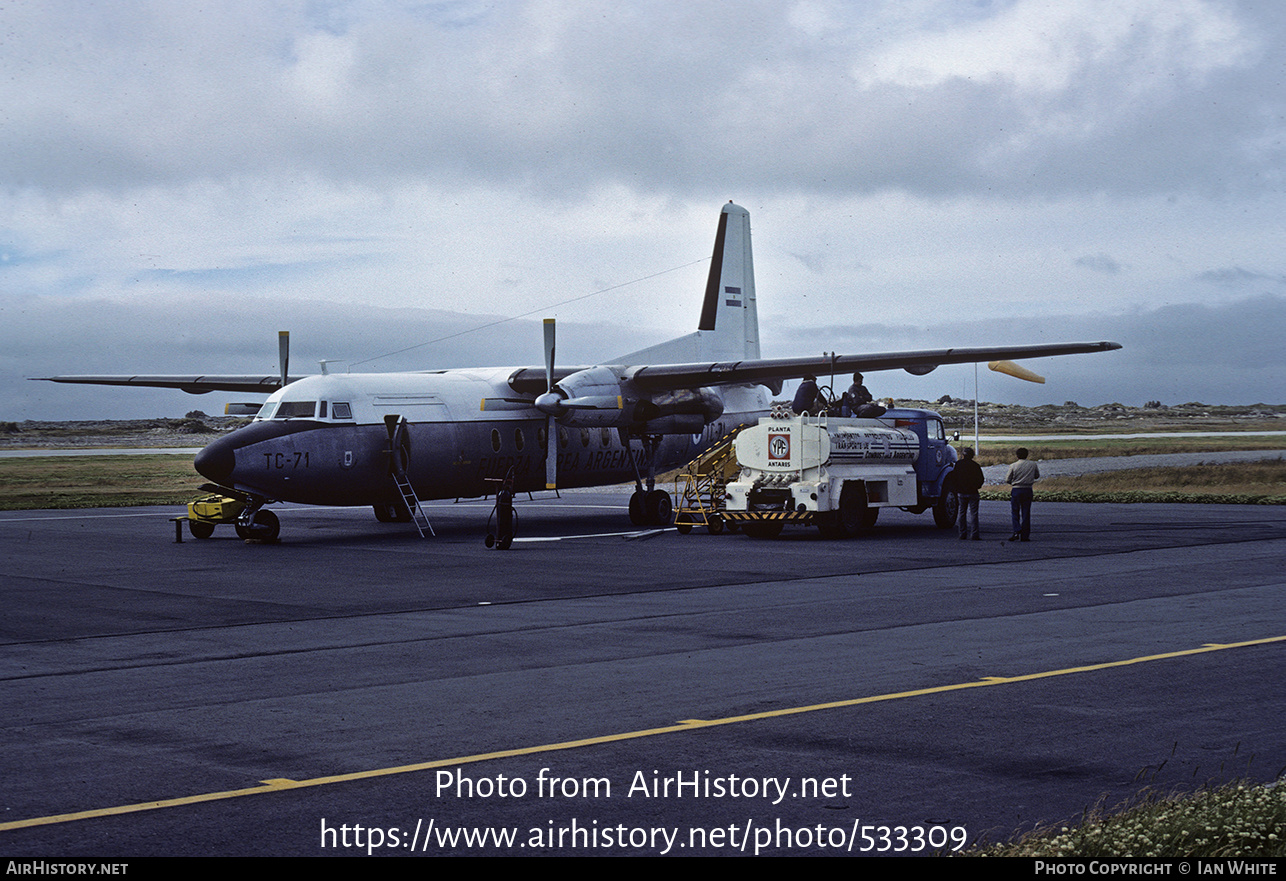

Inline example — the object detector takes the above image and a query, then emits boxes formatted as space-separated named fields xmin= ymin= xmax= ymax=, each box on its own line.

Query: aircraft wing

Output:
xmin=31 ymin=375 xmax=303 ymax=394
xmin=626 ymin=341 xmax=1121 ymax=389
xmin=508 ymin=340 xmax=1120 ymax=394
xmin=40 ymin=340 xmax=1119 ymax=397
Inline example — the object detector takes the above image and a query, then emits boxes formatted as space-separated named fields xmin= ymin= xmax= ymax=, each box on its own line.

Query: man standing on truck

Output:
xmin=952 ymin=446 xmax=985 ymax=540
xmin=1005 ymin=447 xmax=1040 ymax=542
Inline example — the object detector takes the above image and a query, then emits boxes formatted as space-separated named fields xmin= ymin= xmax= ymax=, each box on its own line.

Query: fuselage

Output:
xmin=194 ymin=370 xmax=769 ymax=506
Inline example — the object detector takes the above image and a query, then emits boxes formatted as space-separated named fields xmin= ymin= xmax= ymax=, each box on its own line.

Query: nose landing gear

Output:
xmin=235 ymin=501 xmax=280 ymax=542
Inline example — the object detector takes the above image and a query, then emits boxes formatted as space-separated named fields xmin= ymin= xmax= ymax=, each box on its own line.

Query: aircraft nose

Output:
xmin=194 ymin=436 xmax=235 ymax=486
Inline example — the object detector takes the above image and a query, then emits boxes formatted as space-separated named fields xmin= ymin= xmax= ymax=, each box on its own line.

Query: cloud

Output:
xmin=1 ymin=2 xmax=1283 ymax=419
xmin=1 ymin=1 xmax=1279 ymax=198
xmin=1075 ymin=254 xmax=1124 ymax=275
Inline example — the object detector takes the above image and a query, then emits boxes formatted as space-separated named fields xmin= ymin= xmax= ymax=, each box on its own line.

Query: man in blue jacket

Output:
xmin=952 ymin=446 xmax=985 ymax=540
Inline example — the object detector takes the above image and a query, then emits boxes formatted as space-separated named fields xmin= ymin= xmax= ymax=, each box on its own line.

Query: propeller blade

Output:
xmin=546 ymin=415 xmax=557 ymax=490
xmin=278 ymin=331 xmax=290 ymax=389
xmin=543 ymin=318 xmax=556 ymax=393
xmin=544 ymin=318 xmax=557 ymax=490
xmin=988 ymin=360 xmax=1046 ymax=384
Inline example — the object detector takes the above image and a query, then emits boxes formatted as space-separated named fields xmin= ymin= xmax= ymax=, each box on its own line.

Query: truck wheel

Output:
xmin=189 ymin=520 xmax=215 ymax=539
xmin=706 ymin=514 xmax=725 ymax=536
xmin=816 ymin=514 xmax=845 ymax=539
xmin=862 ymin=506 xmax=880 ymax=529
xmin=675 ymin=513 xmax=694 ymax=535
xmin=743 ymin=520 xmax=783 ymax=539
xmin=933 ymin=495 xmax=955 ymax=529
xmin=839 ymin=484 xmax=870 ymax=536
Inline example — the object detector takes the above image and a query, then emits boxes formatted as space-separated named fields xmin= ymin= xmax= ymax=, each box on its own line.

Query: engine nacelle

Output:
xmin=635 ymin=388 xmax=724 ymax=435
xmin=539 ymin=369 xmax=725 ymax=433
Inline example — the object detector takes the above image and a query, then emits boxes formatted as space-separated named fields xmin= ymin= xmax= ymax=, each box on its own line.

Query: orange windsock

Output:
xmin=988 ymin=360 xmax=1045 ymax=384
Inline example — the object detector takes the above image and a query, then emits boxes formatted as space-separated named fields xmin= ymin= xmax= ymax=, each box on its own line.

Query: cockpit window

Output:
xmin=332 ymin=402 xmax=352 ymax=419
xmin=256 ymin=402 xmax=277 ymax=420
xmin=276 ymin=401 xmax=317 ymax=419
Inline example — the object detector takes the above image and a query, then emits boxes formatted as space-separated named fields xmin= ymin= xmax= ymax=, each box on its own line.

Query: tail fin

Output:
xmin=614 ymin=201 xmax=760 ymax=364
xmin=698 ymin=201 xmax=759 ymax=360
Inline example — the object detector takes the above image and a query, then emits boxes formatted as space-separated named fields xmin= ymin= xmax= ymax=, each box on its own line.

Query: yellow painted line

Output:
xmin=3 ymin=634 xmax=1282 ymax=833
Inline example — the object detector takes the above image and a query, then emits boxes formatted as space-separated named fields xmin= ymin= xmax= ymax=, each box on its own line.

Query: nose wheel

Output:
xmin=235 ymin=508 xmax=280 ymax=542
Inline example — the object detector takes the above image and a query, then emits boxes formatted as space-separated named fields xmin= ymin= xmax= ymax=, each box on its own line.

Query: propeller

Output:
xmin=542 ymin=318 xmax=557 ymax=490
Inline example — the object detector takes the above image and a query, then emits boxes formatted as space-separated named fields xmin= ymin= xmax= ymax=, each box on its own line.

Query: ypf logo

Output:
xmin=768 ymin=432 xmax=791 ymax=462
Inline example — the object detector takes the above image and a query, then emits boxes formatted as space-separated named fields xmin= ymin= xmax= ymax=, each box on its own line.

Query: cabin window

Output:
xmin=332 ymin=402 xmax=353 ymax=419
xmin=491 ymin=429 xmax=501 ymax=452
xmin=514 ymin=428 xmax=525 ymax=451
xmin=276 ymin=401 xmax=317 ymax=419
xmin=558 ymin=427 xmax=569 ymax=449
xmin=580 ymin=428 xmax=590 ymax=447
xmin=538 ymin=426 xmax=547 ymax=450
xmin=600 ymin=428 xmax=611 ymax=447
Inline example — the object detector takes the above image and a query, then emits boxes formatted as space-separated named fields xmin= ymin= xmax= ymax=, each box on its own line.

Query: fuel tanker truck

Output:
xmin=723 ymin=407 xmax=958 ymax=538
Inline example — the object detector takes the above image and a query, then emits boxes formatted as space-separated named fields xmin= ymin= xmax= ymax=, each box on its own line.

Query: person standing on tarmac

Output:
xmin=952 ymin=447 xmax=985 ymax=540
xmin=1005 ymin=447 xmax=1040 ymax=542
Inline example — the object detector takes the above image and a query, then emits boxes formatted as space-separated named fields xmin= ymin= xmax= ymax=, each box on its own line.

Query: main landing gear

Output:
xmin=629 ymin=488 xmax=672 ymax=527
xmin=627 ymin=434 xmax=673 ymax=527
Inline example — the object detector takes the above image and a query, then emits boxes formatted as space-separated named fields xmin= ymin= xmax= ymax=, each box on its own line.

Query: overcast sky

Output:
xmin=4 ymin=0 xmax=1284 ymax=420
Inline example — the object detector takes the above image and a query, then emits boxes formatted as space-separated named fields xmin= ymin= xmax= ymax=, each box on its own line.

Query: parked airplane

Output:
xmin=41 ymin=202 xmax=1119 ymax=539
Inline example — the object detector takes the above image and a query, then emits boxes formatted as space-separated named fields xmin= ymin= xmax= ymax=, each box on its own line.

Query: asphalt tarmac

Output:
xmin=1 ymin=495 xmax=1283 ymax=857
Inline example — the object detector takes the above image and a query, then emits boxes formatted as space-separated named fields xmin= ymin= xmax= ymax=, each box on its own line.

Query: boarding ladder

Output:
xmin=394 ymin=473 xmax=435 ymax=537
xmin=673 ymin=424 xmax=748 ymax=534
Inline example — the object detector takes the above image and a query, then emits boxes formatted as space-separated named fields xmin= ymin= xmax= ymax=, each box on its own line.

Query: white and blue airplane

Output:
xmin=41 ymin=202 xmax=1119 ymax=539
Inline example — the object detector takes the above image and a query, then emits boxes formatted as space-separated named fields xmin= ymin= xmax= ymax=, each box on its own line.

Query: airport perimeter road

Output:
xmin=1 ymin=498 xmax=1283 ymax=857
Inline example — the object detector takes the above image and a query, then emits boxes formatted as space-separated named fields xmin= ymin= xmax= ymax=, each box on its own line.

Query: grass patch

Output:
xmin=968 ymin=780 xmax=1286 ymax=858
xmin=0 ymin=455 xmax=205 ymax=510
xmin=981 ymin=461 xmax=1286 ymax=505
xmin=969 ymin=435 xmax=1286 ymax=467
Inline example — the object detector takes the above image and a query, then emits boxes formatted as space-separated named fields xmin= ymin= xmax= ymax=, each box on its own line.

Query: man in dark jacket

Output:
xmin=791 ymin=374 xmax=824 ymax=415
xmin=952 ymin=446 xmax=985 ymax=540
